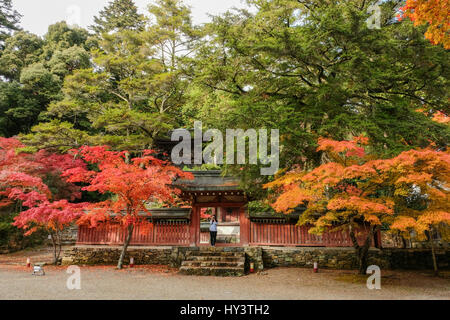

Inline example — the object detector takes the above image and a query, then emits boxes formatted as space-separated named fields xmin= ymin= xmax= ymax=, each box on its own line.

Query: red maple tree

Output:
xmin=0 ymin=138 xmax=88 ymax=264
xmin=63 ymin=146 xmax=193 ymax=269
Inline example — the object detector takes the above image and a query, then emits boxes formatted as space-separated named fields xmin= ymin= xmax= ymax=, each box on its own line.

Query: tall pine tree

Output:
xmin=91 ymin=0 xmax=146 ymax=34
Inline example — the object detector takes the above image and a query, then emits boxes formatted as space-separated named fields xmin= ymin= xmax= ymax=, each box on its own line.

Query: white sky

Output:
xmin=12 ymin=0 xmax=248 ymax=36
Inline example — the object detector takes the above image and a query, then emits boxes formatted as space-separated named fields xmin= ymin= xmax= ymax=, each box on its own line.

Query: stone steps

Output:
xmin=182 ymin=260 xmax=245 ymax=268
xmin=179 ymin=266 xmax=245 ymax=276
xmin=185 ymin=251 xmax=242 ymax=257
xmin=188 ymin=247 xmax=245 ymax=253
xmin=187 ymin=256 xmax=244 ymax=262
xmin=179 ymin=248 xmax=246 ymax=277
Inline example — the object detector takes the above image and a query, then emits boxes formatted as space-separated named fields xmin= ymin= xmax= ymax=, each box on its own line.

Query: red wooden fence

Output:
xmin=77 ymin=221 xmax=377 ymax=247
xmin=77 ymin=222 xmax=190 ymax=246
xmin=249 ymin=222 xmax=375 ymax=247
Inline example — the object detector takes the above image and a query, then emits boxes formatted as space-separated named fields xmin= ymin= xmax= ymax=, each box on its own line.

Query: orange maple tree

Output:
xmin=63 ymin=146 xmax=193 ymax=269
xmin=399 ymin=0 xmax=450 ymax=49
xmin=432 ymin=111 xmax=450 ymax=124
xmin=266 ymin=137 xmax=450 ymax=274
xmin=416 ymin=108 xmax=450 ymax=124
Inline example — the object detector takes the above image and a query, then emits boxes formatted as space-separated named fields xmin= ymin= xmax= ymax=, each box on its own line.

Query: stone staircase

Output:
xmin=179 ymin=247 xmax=246 ymax=277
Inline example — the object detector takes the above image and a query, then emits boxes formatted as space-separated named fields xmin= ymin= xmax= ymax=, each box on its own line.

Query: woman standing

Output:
xmin=209 ymin=216 xmax=218 ymax=247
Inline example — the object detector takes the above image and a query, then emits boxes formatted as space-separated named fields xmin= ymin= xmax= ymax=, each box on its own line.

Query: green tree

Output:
xmin=0 ymin=22 xmax=92 ymax=138
xmin=20 ymin=63 xmax=62 ymax=101
xmin=0 ymin=0 xmax=21 ymax=48
xmin=0 ymin=63 xmax=62 ymax=137
xmin=41 ymin=21 xmax=92 ymax=60
xmin=0 ymin=31 xmax=44 ymax=80
xmin=24 ymin=0 xmax=199 ymax=152
xmin=145 ymin=0 xmax=201 ymax=116
xmin=91 ymin=0 xmax=146 ymax=34
xmin=0 ymin=81 xmax=38 ymax=136
xmin=39 ymin=30 xmax=174 ymax=151
xmin=47 ymin=45 xmax=91 ymax=78
xmin=190 ymin=0 xmax=449 ymax=196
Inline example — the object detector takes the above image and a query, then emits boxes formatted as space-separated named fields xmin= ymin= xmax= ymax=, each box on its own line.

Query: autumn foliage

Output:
xmin=266 ymin=136 xmax=450 ymax=273
xmin=1 ymin=139 xmax=192 ymax=267
xmin=416 ymin=108 xmax=450 ymax=124
xmin=63 ymin=146 xmax=193 ymax=269
xmin=432 ymin=111 xmax=450 ymax=124
xmin=0 ymin=138 xmax=88 ymax=263
xmin=399 ymin=0 xmax=450 ymax=49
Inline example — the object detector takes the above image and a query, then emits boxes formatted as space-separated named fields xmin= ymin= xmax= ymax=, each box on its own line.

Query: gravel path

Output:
xmin=0 ymin=263 xmax=448 ymax=300
xmin=1 ymin=247 xmax=449 ymax=300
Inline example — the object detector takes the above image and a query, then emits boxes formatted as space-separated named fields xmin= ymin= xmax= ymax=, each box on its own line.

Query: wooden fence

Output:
xmin=77 ymin=221 xmax=378 ymax=247
xmin=248 ymin=222 xmax=376 ymax=247
xmin=77 ymin=222 xmax=190 ymax=246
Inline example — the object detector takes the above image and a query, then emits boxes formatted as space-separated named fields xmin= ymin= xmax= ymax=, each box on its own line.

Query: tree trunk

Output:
xmin=55 ymin=230 xmax=62 ymax=265
xmin=117 ymin=224 xmax=134 ymax=270
xmin=350 ymin=225 xmax=375 ymax=275
xmin=357 ymin=239 xmax=371 ymax=275
xmin=401 ymin=236 xmax=407 ymax=249
xmin=428 ymin=228 xmax=439 ymax=276
xmin=49 ymin=231 xmax=59 ymax=265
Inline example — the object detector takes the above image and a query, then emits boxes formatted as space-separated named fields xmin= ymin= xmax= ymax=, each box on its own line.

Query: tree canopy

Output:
xmin=63 ymin=145 xmax=193 ymax=269
xmin=22 ymin=0 xmax=200 ymax=152
xmin=0 ymin=22 xmax=93 ymax=137
xmin=91 ymin=0 xmax=146 ymax=34
xmin=0 ymin=138 xmax=88 ymax=263
xmin=187 ymin=0 xmax=449 ymax=195
xmin=0 ymin=0 xmax=21 ymax=48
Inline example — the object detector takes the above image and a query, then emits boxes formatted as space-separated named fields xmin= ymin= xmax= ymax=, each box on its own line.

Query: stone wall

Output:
xmin=244 ymin=247 xmax=264 ymax=272
xmin=63 ymin=245 xmax=265 ymax=272
xmin=380 ymin=231 xmax=449 ymax=250
xmin=262 ymin=247 xmax=389 ymax=269
xmin=262 ymin=247 xmax=450 ymax=270
xmin=62 ymin=246 xmax=180 ymax=267
xmin=381 ymin=248 xmax=449 ymax=269
xmin=62 ymin=245 xmax=450 ymax=271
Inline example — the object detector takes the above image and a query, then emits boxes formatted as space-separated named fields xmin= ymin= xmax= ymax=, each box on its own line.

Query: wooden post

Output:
xmin=240 ymin=207 xmax=250 ymax=246
xmin=190 ymin=206 xmax=199 ymax=247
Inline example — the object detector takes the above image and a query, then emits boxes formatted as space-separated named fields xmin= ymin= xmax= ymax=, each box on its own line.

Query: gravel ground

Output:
xmin=0 ymin=247 xmax=449 ymax=300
